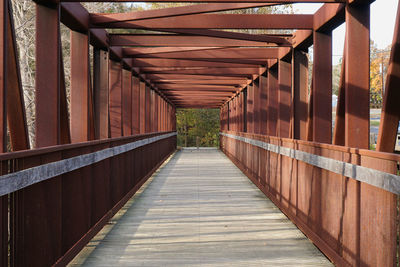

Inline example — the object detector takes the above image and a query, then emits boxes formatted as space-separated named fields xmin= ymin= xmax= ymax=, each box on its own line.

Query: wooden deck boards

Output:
xmin=69 ymin=148 xmax=332 ymax=266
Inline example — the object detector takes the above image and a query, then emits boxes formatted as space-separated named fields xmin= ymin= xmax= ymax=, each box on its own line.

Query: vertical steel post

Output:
xmin=259 ymin=75 xmax=268 ymax=135
xmin=253 ymin=78 xmax=260 ymax=134
xmin=36 ymin=3 xmax=60 ymax=147
xmin=313 ymin=30 xmax=332 ymax=143
xmin=267 ymin=65 xmax=278 ymax=136
xmin=94 ymin=48 xmax=109 ymax=139
xmin=278 ymin=60 xmax=292 ymax=138
xmin=345 ymin=4 xmax=370 ymax=149
xmin=333 ymin=43 xmax=346 ymax=146
xmin=122 ymin=69 xmax=132 ymax=136
xmin=139 ymin=82 xmax=146 ymax=134
xmin=132 ymin=77 xmax=140 ymax=134
xmin=0 ymin=0 xmax=6 ymax=265
xmin=293 ymin=49 xmax=309 ymax=140
xmin=247 ymin=84 xmax=254 ymax=133
xmin=70 ymin=30 xmax=90 ymax=143
xmin=109 ymin=60 xmax=123 ymax=138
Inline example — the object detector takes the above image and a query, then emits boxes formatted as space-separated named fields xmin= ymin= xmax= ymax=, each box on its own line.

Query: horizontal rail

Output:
xmin=0 ymin=132 xmax=177 ymax=196
xmin=220 ymin=132 xmax=400 ymax=195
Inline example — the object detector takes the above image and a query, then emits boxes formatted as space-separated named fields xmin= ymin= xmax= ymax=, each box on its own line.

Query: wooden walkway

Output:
xmin=69 ymin=148 xmax=332 ymax=266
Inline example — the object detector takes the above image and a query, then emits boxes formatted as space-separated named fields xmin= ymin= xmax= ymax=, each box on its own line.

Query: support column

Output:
xmin=293 ymin=50 xmax=309 ymax=140
xmin=70 ymin=31 xmax=90 ymax=143
xmin=313 ymin=31 xmax=332 ymax=143
xmin=345 ymin=4 xmax=370 ymax=149
xmin=139 ymin=82 xmax=146 ymax=134
xmin=267 ymin=65 xmax=278 ymax=136
xmin=145 ymin=86 xmax=151 ymax=133
xmin=132 ymin=77 xmax=140 ymax=134
xmin=253 ymin=78 xmax=260 ymax=134
xmin=122 ymin=69 xmax=132 ymax=136
xmin=259 ymin=75 xmax=268 ymax=135
xmin=0 ymin=1 xmax=6 ymax=266
xmin=94 ymin=49 xmax=109 ymax=139
xmin=333 ymin=44 xmax=346 ymax=146
xmin=278 ymin=60 xmax=292 ymax=138
xmin=343 ymin=4 xmax=371 ymax=267
xmin=21 ymin=3 xmax=63 ymax=267
xmin=36 ymin=3 xmax=60 ymax=147
xmin=247 ymin=84 xmax=254 ymax=133
xmin=109 ymin=60 xmax=122 ymax=138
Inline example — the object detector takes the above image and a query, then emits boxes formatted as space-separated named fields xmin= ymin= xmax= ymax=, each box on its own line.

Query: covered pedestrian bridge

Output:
xmin=0 ymin=0 xmax=399 ymax=266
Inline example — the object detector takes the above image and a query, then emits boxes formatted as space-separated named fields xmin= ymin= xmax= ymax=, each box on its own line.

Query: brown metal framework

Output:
xmin=0 ymin=0 xmax=400 ymax=266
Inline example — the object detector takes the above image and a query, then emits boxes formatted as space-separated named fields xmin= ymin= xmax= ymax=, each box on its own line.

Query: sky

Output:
xmin=294 ymin=0 xmax=398 ymax=63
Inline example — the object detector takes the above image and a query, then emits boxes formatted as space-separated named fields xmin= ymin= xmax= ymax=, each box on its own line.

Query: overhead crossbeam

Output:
xmin=90 ymin=3 xmax=279 ymax=23
xmin=91 ymin=14 xmax=314 ymax=29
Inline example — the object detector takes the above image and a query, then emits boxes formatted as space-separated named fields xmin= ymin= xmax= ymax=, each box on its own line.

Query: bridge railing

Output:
xmin=0 ymin=131 xmax=176 ymax=267
xmin=221 ymin=130 xmax=399 ymax=267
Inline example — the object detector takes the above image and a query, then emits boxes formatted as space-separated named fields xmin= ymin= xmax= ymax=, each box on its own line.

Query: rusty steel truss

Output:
xmin=0 ymin=0 xmax=399 ymax=266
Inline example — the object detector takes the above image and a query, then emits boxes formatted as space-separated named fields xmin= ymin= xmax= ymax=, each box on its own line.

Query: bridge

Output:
xmin=0 ymin=0 xmax=399 ymax=266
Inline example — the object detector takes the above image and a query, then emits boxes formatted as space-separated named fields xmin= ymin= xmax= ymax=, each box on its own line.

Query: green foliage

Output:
xmin=176 ymin=109 xmax=220 ymax=147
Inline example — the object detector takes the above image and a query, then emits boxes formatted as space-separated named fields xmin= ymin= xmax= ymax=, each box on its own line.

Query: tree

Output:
xmin=370 ymin=41 xmax=390 ymax=108
xmin=176 ymin=109 xmax=220 ymax=147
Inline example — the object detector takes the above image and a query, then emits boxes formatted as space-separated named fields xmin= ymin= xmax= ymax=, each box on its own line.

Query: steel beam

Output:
xmin=94 ymin=14 xmax=314 ymax=29
xmin=132 ymin=77 xmax=140 ymax=134
xmin=345 ymin=4 xmax=370 ymax=149
xmin=267 ymin=65 xmax=278 ymax=136
xmin=122 ymin=69 xmax=132 ymax=136
xmin=70 ymin=30 xmax=90 ymax=143
xmin=278 ymin=60 xmax=292 ymax=138
xmin=91 ymin=3 xmax=277 ymax=24
xmin=110 ymin=34 xmax=286 ymax=47
xmin=293 ymin=50 xmax=308 ymax=140
xmin=139 ymin=82 xmax=146 ymax=134
xmin=333 ymin=42 xmax=346 ymax=146
xmin=312 ymin=30 xmax=332 ymax=143
xmin=36 ymin=3 xmax=60 ymax=147
xmin=109 ymin=60 xmax=123 ymax=138
xmin=6 ymin=4 xmax=29 ymax=150
xmin=94 ymin=48 xmax=110 ymax=139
